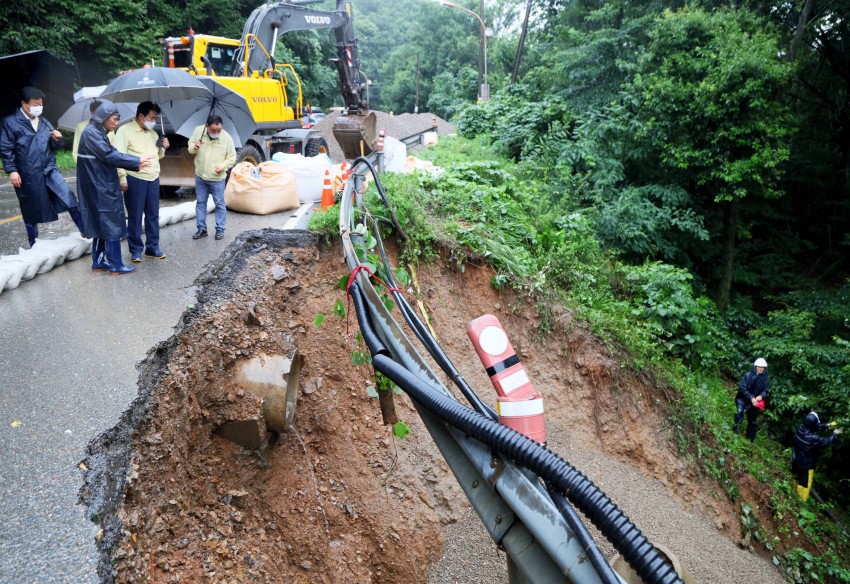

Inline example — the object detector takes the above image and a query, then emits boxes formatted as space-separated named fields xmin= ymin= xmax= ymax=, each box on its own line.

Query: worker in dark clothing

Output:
xmin=734 ymin=357 xmax=770 ymax=441
xmin=791 ymin=411 xmax=842 ymax=501
xmin=1 ymin=86 xmax=86 ymax=247
xmin=76 ymin=101 xmax=154 ymax=275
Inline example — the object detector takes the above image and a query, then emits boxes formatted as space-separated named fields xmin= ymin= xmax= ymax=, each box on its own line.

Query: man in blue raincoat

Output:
xmin=1 ymin=86 xmax=87 ymax=247
xmin=76 ymin=101 xmax=154 ymax=275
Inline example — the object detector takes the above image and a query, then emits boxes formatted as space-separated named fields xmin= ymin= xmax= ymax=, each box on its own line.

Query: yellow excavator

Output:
xmin=159 ymin=0 xmax=376 ymax=191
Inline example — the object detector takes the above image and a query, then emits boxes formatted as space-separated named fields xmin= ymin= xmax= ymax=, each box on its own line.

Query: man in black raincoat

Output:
xmin=734 ymin=357 xmax=770 ymax=441
xmin=791 ymin=411 xmax=842 ymax=501
xmin=1 ymin=86 xmax=86 ymax=247
xmin=76 ymin=101 xmax=153 ymax=275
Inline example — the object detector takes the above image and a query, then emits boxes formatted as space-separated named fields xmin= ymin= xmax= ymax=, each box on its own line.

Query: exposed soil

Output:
xmin=81 ymin=229 xmax=785 ymax=583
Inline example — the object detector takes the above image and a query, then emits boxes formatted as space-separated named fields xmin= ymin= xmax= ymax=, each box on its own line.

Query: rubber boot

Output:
xmin=91 ymin=239 xmax=110 ymax=272
xmin=795 ymin=470 xmax=813 ymax=501
xmin=25 ymin=223 xmax=38 ymax=247
xmin=745 ymin=420 xmax=758 ymax=442
xmin=68 ymin=206 xmax=87 ymax=237
xmin=105 ymin=239 xmax=135 ymax=275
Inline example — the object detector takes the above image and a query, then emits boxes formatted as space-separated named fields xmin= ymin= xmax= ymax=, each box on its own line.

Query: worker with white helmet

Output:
xmin=734 ymin=358 xmax=770 ymax=441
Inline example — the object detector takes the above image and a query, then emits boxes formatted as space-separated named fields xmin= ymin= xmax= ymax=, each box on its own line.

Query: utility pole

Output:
xmin=511 ymin=0 xmax=533 ymax=85
xmin=415 ymin=49 xmax=420 ymax=114
xmin=478 ymin=0 xmax=485 ymax=96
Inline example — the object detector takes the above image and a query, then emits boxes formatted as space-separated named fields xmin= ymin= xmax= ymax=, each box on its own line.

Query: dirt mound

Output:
xmin=81 ymin=232 xmax=749 ymax=583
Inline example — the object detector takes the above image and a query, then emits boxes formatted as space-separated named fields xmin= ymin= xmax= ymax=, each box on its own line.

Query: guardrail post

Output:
xmin=353 ymin=172 xmax=365 ymax=209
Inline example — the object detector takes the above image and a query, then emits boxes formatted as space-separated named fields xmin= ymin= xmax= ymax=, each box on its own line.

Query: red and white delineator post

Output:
xmin=467 ymin=315 xmax=546 ymax=444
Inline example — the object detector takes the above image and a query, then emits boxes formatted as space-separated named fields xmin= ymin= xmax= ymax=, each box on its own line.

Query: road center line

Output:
xmin=0 ymin=214 xmax=22 ymax=226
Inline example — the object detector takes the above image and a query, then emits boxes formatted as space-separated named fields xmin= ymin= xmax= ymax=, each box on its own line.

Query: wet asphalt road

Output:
xmin=0 ymin=173 xmax=190 ymax=255
xmin=0 ymin=192 xmax=317 ymax=582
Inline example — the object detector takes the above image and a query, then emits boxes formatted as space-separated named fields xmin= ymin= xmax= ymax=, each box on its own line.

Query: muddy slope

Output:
xmin=80 ymin=230 xmax=466 ymax=583
xmin=81 ymin=231 xmax=768 ymax=583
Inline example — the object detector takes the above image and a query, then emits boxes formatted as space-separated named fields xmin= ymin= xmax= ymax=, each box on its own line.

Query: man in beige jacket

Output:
xmin=114 ymin=102 xmax=168 ymax=261
xmin=188 ymin=115 xmax=236 ymax=240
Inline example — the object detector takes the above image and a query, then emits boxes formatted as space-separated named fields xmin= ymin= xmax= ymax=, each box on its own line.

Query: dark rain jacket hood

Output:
xmin=91 ymin=101 xmax=119 ymax=125
xmin=76 ymin=103 xmax=141 ymax=239
xmin=792 ymin=424 xmax=839 ymax=472
xmin=0 ymin=109 xmax=78 ymax=224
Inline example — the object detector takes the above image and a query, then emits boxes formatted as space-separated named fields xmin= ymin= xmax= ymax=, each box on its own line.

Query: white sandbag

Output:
xmin=270 ymin=152 xmax=333 ymax=203
xmin=0 ymin=268 xmax=15 ymax=293
xmin=159 ymin=200 xmax=214 ymax=227
xmin=63 ymin=233 xmax=93 ymax=260
xmin=0 ymin=257 xmax=34 ymax=284
xmin=17 ymin=245 xmax=64 ymax=274
xmin=31 ymin=238 xmax=72 ymax=264
xmin=421 ymin=131 xmax=438 ymax=146
xmin=383 ymin=136 xmax=408 ymax=173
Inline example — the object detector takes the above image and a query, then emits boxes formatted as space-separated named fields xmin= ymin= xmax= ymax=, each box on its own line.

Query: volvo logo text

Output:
xmin=304 ymin=15 xmax=332 ymax=24
xmin=252 ymin=97 xmax=278 ymax=103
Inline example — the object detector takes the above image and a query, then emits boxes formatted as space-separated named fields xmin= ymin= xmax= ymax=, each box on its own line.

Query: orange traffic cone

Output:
xmin=320 ymin=169 xmax=334 ymax=210
xmin=340 ymin=161 xmax=350 ymax=190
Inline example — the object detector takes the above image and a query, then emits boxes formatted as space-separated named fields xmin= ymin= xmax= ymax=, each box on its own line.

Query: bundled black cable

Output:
xmin=348 ymin=280 xmax=683 ymax=584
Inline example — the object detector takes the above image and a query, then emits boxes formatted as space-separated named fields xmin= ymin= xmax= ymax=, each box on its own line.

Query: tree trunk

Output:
xmin=789 ymin=0 xmax=815 ymax=61
xmin=716 ymin=198 xmax=739 ymax=312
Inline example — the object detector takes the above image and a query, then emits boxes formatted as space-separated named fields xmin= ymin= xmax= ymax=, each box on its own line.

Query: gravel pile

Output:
xmin=427 ymin=430 xmax=788 ymax=584
xmin=313 ymin=110 xmax=454 ymax=162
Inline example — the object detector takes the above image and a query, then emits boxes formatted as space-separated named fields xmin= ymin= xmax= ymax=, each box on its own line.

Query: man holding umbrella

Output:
xmin=77 ymin=101 xmax=155 ymax=275
xmin=1 ymin=86 xmax=87 ymax=247
xmin=188 ymin=115 xmax=236 ymax=240
xmin=115 ymin=102 xmax=169 ymax=262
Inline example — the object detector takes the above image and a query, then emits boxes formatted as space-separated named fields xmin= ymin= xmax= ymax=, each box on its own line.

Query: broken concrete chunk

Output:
xmin=270 ymin=264 xmax=288 ymax=282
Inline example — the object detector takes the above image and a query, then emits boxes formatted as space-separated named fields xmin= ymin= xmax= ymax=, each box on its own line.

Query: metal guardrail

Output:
xmin=337 ymin=158 xmax=614 ymax=584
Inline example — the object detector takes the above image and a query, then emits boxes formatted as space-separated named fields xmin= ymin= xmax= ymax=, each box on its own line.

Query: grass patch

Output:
xmin=55 ymin=150 xmax=75 ymax=172
xmin=360 ymin=134 xmax=850 ymax=583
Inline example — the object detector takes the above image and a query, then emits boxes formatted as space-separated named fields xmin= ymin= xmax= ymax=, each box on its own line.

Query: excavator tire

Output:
xmin=236 ymin=144 xmax=263 ymax=166
xmin=305 ymin=137 xmax=330 ymax=158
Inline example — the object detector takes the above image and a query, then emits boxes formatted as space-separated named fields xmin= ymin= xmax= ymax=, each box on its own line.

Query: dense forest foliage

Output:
xmin=3 ymin=0 xmax=850 ymax=580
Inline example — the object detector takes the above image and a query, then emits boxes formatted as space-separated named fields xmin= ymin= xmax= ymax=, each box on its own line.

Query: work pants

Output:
xmin=733 ymin=398 xmax=759 ymax=441
xmin=124 ymin=176 xmax=161 ymax=255
xmin=195 ymin=177 xmax=226 ymax=233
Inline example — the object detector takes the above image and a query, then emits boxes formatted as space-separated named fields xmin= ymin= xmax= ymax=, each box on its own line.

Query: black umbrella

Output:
xmin=99 ymin=67 xmax=210 ymax=104
xmin=160 ymin=78 xmax=257 ymax=149
xmin=0 ymin=50 xmax=77 ymax=124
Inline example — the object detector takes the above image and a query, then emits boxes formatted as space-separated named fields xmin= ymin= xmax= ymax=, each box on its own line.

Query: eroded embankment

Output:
xmin=81 ymin=230 xmax=751 ymax=583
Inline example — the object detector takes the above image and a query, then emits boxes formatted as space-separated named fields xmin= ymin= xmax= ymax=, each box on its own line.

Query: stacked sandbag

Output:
xmin=225 ymin=161 xmax=299 ymax=215
xmin=0 ymin=233 xmax=91 ymax=294
xmin=270 ymin=153 xmax=333 ymax=203
xmin=159 ymin=199 xmax=215 ymax=227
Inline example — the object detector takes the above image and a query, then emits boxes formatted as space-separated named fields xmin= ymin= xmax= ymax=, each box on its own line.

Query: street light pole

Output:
xmin=440 ymin=0 xmax=489 ymax=102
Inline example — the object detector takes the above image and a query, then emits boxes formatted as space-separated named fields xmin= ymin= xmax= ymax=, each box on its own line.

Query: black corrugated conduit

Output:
xmin=367 ymin=216 xmax=498 ymax=420
xmin=348 ymin=281 xmax=683 ymax=584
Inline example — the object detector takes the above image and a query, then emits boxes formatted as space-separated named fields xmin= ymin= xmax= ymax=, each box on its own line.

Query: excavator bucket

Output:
xmin=332 ymin=111 xmax=377 ymax=160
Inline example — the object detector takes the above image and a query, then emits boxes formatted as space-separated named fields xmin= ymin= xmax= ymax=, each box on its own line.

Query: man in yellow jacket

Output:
xmin=114 ymin=102 xmax=168 ymax=261
xmin=188 ymin=115 xmax=236 ymax=240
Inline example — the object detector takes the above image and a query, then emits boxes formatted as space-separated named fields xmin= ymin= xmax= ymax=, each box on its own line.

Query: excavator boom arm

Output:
xmin=237 ymin=0 xmax=367 ymax=113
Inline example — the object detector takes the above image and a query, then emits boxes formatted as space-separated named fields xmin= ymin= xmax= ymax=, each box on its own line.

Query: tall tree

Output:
xmin=625 ymin=8 xmax=793 ymax=310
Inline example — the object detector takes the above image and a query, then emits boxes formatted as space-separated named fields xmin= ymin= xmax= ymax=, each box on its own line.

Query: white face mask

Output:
xmin=27 ymin=105 xmax=43 ymax=117
xmin=144 ymin=120 xmax=157 ymax=130
xmin=208 ymin=132 xmax=220 ymax=140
